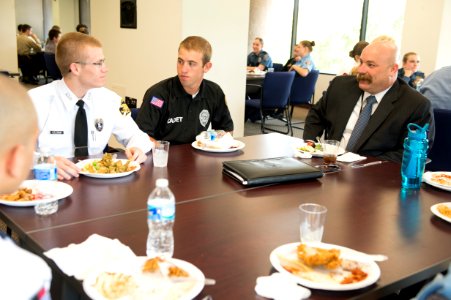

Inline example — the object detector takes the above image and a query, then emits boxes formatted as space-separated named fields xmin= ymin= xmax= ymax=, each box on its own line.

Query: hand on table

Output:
xmin=125 ymin=147 xmax=147 ymax=164
xmin=54 ymin=156 xmax=80 ymax=180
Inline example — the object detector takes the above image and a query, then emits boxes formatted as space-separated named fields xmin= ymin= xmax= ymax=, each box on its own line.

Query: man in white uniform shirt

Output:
xmin=28 ymin=32 xmax=153 ymax=180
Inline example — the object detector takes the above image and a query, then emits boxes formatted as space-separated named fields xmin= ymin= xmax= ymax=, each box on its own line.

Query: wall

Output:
xmin=15 ymin=0 xmax=44 ymax=41
xmin=0 ymin=0 xmax=18 ymax=73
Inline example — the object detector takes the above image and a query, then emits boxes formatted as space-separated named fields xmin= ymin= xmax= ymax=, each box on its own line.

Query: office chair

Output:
xmin=245 ymin=71 xmax=295 ymax=134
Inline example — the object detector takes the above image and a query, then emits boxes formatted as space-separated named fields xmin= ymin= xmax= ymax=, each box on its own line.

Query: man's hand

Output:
xmin=54 ymin=156 xmax=80 ymax=180
xmin=125 ymin=147 xmax=147 ymax=164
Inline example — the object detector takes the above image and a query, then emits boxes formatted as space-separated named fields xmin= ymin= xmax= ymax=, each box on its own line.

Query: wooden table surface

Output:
xmin=1 ymin=133 xmax=450 ymax=300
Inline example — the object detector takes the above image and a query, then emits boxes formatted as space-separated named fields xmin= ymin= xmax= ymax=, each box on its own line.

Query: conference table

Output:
xmin=1 ymin=133 xmax=450 ymax=300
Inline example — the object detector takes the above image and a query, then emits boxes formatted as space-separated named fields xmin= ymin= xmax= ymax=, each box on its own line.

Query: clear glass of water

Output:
xmin=299 ymin=203 xmax=327 ymax=243
xmin=153 ymin=141 xmax=170 ymax=167
xmin=35 ymin=200 xmax=58 ymax=216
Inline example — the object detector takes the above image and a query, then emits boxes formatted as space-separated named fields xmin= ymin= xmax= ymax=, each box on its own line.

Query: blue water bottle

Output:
xmin=401 ymin=123 xmax=429 ymax=189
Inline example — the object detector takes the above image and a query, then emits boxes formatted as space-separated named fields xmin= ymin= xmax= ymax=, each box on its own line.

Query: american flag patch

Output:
xmin=150 ymin=96 xmax=164 ymax=108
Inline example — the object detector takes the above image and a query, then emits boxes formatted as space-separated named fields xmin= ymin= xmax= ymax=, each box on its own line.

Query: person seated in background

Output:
xmin=28 ymin=32 xmax=153 ymax=180
xmin=420 ymin=65 xmax=451 ymax=110
xmin=136 ymin=36 xmax=234 ymax=144
xmin=303 ymin=36 xmax=434 ymax=163
xmin=289 ymin=40 xmax=316 ymax=77
xmin=282 ymin=44 xmax=301 ymax=71
xmin=44 ymin=28 xmax=61 ymax=53
xmin=398 ymin=52 xmax=425 ymax=89
xmin=0 ymin=75 xmax=52 ymax=299
xmin=16 ymin=24 xmax=43 ymax=84
xmin=247 ymin=37 xmax=273 ymax=72
xmin=76 ymin=23 xmax=89 ymax=34
xmin=344 ymin=41 xmax=369 ymax=76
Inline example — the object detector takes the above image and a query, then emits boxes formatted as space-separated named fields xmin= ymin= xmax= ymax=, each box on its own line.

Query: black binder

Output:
xmin=223 ymin=157 xmax=323 ymax=186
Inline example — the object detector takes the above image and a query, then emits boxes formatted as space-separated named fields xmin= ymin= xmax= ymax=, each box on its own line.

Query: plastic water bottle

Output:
xmin=401 ymin=123 xmax=429 ymax=189
xmin=146 ymin=178 xmax=175 ymax=258
xmin=33 ymin=148 xmax=57 ymax=181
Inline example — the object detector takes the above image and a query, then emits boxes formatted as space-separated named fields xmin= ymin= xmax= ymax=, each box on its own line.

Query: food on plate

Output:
xmin=297 ymin=140 xmax=323 ymax=153
xmin=168 ymin=265 xmax=190 ymax=277
xmin=0 ymin=187 xmax=49 ymax=202
xmin=142 ymin=257 xmax=190 ymax=278
xmin=93 ymin=272 xmax=137 ymax=299
xmin=278 ymin=243 xmax=368 ymax=285
xmin=195 ymin=130 xmax=238 ymax=150
xmin=437 ymin=204 xmax=451 ymax=218
xmin=142 ymin=257 xmax=162 ymax=273
xmin=430 ymin=173 xmax=451 ymax=186
xmin=297 ymin=244 xmax=341 ymax=269
xmin=82 ymin=153 xmax=136 ymax=174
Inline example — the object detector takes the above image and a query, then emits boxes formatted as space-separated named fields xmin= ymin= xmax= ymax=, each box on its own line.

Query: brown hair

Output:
xmin=300 ymin=40 xmax=315 ymax=52
xmin=349 ymin=41 xmax=369 ymax=58
xmin=56 ymin=32 xmax=102 ymax=76
xmin=403 ymin=52 xmax=417 ymax=63
xmin=179 ymin=36 xmax=212 ymax=65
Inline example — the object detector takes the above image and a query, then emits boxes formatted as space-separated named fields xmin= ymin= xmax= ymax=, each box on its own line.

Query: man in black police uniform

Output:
xmin=136 ymin=36 xmax=234 ymax=144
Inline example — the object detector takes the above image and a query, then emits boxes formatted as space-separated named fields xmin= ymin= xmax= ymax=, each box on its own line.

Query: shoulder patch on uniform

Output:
xmin=120 ymin=98 xmax=131 ymax=116
xmin=150 ymin=96 xmax=164 ymax=108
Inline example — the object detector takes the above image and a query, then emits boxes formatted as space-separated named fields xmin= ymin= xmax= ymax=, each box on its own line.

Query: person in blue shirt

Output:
xmin=398 ymin=52 xmax=425 ymax=89
xmin=290 ymin=40 xmax=316 ymax=76
xmin=247 ymin=37 xmax=273 ymax=71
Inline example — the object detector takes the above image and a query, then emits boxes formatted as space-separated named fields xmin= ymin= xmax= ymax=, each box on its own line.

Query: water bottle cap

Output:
xmin=155 ymin=178 xmax=169 ymax=187
xmin=407 ymin=123 xmax=428 ymax=140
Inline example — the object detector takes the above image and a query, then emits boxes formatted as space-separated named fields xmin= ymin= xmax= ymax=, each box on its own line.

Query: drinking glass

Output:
xmin=153 ymin=141 xmax=170 ymax=167
xmin=299 ymin=203 xmax=327 ymax=243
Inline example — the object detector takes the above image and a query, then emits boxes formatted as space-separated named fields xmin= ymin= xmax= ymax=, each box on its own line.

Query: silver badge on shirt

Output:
xmin=95 ymin=118 xmax=104 ymax=132
xmin=199 ymin=109 xmax=210 ymax=127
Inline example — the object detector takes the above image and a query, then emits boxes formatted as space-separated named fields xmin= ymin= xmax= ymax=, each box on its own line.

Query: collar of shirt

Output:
xmin=58 ymin=79 xmax=94 ymax=111
xmin=174 ymin=76 xmax=205 ymax=101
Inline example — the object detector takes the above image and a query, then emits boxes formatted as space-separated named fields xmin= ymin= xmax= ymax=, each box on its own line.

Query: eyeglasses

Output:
xmin=74 ymin=59 xmax=106 ymax=68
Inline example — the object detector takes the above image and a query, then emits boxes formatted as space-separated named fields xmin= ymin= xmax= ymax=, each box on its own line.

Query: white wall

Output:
xmin=0 ymin=0 xmax=18 ymax=73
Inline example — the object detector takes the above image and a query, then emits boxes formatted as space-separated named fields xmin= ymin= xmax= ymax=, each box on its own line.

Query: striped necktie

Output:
xmin=346 ymin=95 xmax=377 ymax=151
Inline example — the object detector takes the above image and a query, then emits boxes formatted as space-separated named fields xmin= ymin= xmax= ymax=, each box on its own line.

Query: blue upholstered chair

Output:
xmin=245 ymin=71 xmax=295 ymax=134
xmin=43 ymin=52 xmax=62 ymax=81
xmin=426 ymin=108 xmax=451 ymax=171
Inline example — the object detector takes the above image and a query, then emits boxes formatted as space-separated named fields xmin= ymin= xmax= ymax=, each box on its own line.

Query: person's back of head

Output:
xmin=76 ymin=24 xmax=89 ymax=34
xmin=349 ymin=41 xmax=369 ymax=59
xmin=48 ymin=28 xmax=61 ymax=41
xmin=299 ymin=40 xmax=315 ymax=52
xmin=56 ymin=32 xmax=102 ymax=76
xmin=0 ymin=76 xmax=38 ymax=194
xmin=20 ymin=24 xmax=31 ymax=34
xmin=179 ymin=36 xmax=212 ymax=66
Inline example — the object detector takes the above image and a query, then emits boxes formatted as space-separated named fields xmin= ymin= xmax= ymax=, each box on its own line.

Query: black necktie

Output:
xmin=74 ymin=100 xmax=89 ymax=157
xmin=346 ymin=95 xmax=377 ymax=151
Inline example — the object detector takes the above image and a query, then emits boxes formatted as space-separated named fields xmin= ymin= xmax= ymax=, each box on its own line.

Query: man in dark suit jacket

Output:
xmin=304 ymin=37 xmax=434 ymax=163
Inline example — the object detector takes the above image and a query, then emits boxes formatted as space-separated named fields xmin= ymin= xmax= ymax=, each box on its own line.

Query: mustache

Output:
xmin=356 ymin=73 xmax=372 ymax=83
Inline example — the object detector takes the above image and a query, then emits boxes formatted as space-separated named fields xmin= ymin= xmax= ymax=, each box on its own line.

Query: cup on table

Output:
xmin=153 ymin=140 xmax=170 ymax=167
xmin=299 ymin=203 xmax=327 ymax=243
xmin=322 ymin=140 xmax=341 ymax=166
xmin=35 ymin=200 xmax=58 ymax=216
xmin=267 ymin=67 xmax=274 ymax=72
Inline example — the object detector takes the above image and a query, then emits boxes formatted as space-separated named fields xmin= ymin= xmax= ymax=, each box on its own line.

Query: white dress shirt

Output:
xmin=341 ymin=87 xmax=391 ymax=149
xmin=29 ymin=79 xmax=153 ymax=158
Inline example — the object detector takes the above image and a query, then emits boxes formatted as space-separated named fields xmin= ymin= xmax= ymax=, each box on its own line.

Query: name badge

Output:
xmin=50 ymin=130 xmax=64 ymax=134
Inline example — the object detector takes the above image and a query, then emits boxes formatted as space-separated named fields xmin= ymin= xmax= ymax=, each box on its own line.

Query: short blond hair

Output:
xmin=56 ymin=32 xmax=102 ymax=76
xmin=179 ymin=36 xmax=212 ymax=65
xmin=0 ymin=76 xmax=37 ymax=155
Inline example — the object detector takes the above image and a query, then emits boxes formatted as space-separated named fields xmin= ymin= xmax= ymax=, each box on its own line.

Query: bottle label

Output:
xmin=148 ymin=203 xmax=175 ymax=221
xmin=34 ymin=164 xmax=58 ymax=181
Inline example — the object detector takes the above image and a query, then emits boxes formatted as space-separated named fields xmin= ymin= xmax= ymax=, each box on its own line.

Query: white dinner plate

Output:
xmin=76 ymin=159 xmax=140 ymax=178
xmin=422 ymin=172 xmax=451 ymax=192
xmin=293 ymin=143 xmax=345 ymax=158
xmin=191 ymin=140 xmax=245 ymax=153
xmin=430 ymin=202 xmax=451 ymax=223
xmin=0 ymin=180 xmax=73 ymax=207
xmin=270 ymin=242 xmax=381 ymax=291
xmin=83 ymin=257 xmax=205 ymax=300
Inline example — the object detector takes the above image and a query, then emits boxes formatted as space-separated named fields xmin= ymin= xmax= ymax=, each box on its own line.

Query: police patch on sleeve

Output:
xmin=199 ymin=109 xmax=210 ymax=127
xmin=119 ymin=98 xmax=131 ymax=116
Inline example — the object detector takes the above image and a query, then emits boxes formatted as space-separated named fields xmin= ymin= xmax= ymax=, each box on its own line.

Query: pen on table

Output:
xmin=351 ymin=160 xmax=386 ymax=168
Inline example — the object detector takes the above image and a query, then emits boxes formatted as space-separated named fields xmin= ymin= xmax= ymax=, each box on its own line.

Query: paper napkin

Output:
xmin=337 ymin=152 xmax=367 ymax=163
xmin=44 ymin=234 xmax=136 ymax=280
xmin=255 ymin=272 xmax=311 ymax=300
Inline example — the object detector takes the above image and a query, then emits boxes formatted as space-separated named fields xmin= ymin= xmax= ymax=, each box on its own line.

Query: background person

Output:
xmin=16 ymin=24 xmax=43 ymax=84
xmin=0 ymin=75 xmax=52 ymax=299
xmin=303 ymin=37 xmax=434 ymax=163
xmin=282 ymin=44 xmax=301 ymax=71
xmin=44 ymin=28 xmax=61 ymax=53
xmin=76 ymin=23 xmax=89 ymax=34
xmin=28 ymin=32 xmax=153 ymax=180
xmin=247 ymin=37 xmax=273 ymax=72
xmin=289 ymin=40 xmax=316 ymax=77
xmin=420 ymin=65 xmax=451 ymax=110
xmin=136 ymin=36 xmax=234 ymax=144
xmin=398 ymin=52 xmax=425 ymax=89
xmin=343 ymin=41 xmax=369 ymax=76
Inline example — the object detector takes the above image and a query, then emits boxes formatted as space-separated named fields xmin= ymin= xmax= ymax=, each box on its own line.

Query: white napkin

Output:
xmin=255 ymin=272 xmax=311 ymax=300
xmin=44 ymin=234 xmax=136 ymax=280
xmin=337 ymin=152 xmax=367 ymax=163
